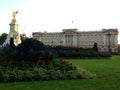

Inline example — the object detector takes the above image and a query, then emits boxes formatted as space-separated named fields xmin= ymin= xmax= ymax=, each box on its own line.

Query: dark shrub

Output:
xmin=51 ymin=46 xmax=111 ymax=58
xmin=17 ymin=38 xmax=46 ymax=52
xmin=92 ymin=43 xmax=98 ymax=52
xmin=10 ymin=38 xmax=15 ymax=48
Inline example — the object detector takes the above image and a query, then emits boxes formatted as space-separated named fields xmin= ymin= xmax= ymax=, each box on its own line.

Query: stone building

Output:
xmin=32 ymin=28 xmax=119 ymax=52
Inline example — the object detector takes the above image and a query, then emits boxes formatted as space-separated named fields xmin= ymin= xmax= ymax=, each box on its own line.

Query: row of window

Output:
xmin=40 ymin=34 xmax=103 ymax=38
xmin=42 ymin=41 xmax=115 ymax=46
xmin=35 ymin=37 xmax=115 ymax=45
xmin=39 ymin=34 xmax=104 ymax=38
xmin=36 ymin=35 xmax=106 ymax=39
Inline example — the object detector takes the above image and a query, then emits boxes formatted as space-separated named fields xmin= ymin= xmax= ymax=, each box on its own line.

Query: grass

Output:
xmin=0 ymin=55 xmax=120 ymax=90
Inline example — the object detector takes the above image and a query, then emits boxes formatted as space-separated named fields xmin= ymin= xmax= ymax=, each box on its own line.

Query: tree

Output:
xmin=10 ymin=38 xmax=15 ymax=48
xmin=17 ymin=38 xmax=46 ymax=52
xmin=20 ymin=33 xmax=28 ymax=41
xmin=0 ymin=33 xmax=7 ymax=45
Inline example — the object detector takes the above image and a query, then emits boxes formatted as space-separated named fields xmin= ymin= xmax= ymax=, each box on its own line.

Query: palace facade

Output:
xmin=32 ymin=28 xmax=119 ymax=52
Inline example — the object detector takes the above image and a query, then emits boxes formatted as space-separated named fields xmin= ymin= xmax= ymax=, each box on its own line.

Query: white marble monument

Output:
xmin=3 ymin=11 xmax=21 ymax=46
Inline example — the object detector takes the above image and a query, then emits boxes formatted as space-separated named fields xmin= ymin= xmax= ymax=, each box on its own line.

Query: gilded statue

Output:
xmin=12 ymin=11 xmax=18 ymax=23
xmin=13 ymin=11 xmax=18 ymax=19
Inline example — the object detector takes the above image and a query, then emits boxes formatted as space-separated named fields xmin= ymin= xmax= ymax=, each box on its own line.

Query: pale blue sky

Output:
xmin=0 ymin=0 xmax=29 ymax=11
xmin=0 ymin=0 xmax=120 ymax=43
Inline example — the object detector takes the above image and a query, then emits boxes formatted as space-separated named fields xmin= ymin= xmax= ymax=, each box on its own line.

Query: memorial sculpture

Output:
xmin=3 ymin=11 xmax=21 ymax=46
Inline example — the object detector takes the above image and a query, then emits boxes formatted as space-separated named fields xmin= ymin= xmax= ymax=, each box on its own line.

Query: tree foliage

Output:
xmin=17 ymin=38 xmax=46 ymax=52
xmin=0 ymin=33 xmax=7 ymax=45
xmin=92 ymin=43 xmax=98 ymax=52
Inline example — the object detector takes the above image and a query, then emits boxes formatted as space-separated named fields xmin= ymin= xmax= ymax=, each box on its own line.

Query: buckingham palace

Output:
xmin=32 ymin=28 xmax=119 ymax=52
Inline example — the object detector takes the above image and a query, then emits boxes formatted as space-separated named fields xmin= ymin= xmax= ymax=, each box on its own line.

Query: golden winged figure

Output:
xmin=13 ymin=11 xmax=18 ymax=18
xmin=12 ymin=11 xmax=18 ymax=23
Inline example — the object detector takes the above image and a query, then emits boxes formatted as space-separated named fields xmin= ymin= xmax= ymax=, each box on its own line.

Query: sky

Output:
xmin=0 ymin=0 xmax=120 ymax=43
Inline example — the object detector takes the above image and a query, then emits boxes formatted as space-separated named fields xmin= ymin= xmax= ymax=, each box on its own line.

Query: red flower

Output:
xmin=38 ymin=56 xmax=44 ymax=60
xmin=63 ymin=61 xmax=68 ymax=64
xmin=49 ymin=61 xmax=52 ymax=64
xmin=21 ymin=60 xmax=25 ymax=63
xmin=7 ymin=61 xmax=12 ymax=65
xmin=60 ymin=57 xmax=63 ymax=62
xmin=0 ymin=55 xmax=8 ymax=61
xmin=4 ymin=56 xmax=8 ymax=59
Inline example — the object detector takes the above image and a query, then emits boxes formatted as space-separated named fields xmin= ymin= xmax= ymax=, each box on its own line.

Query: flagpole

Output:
xmin=71 ymin=20 xmax=74 ymax=28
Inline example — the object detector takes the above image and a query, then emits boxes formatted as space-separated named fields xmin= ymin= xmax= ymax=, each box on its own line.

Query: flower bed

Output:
xmin=0 ymin=38 xmax=96 ymax=82
xmin=0 ymin=57 xmax=95 ymax=82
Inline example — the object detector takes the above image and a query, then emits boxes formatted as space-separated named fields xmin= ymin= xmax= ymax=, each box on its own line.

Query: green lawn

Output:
xmin=0 ymin=55 xmax=120 ymax=90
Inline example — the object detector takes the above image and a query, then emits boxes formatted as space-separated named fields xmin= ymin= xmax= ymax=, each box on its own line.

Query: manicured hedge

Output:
xmin=47 ymin=46 xmax=111 ymax=58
